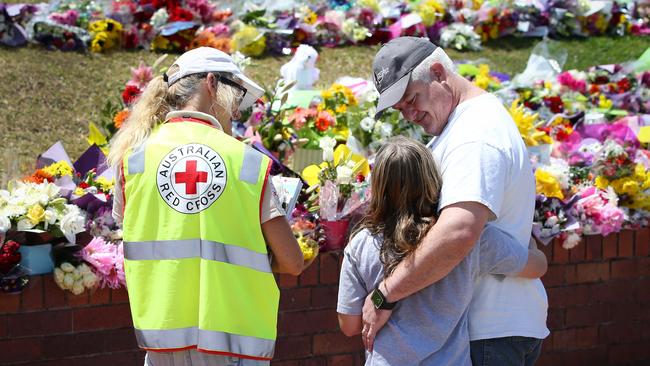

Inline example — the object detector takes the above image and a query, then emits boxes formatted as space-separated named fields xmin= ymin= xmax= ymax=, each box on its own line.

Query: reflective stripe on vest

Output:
xmin=134 ymin=327 xmax=275 ymax=360
xmin=124 ymin=239 xmax=271 ymax=273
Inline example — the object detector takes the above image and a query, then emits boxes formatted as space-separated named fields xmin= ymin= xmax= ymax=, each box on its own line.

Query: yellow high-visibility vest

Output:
xmin=121 ymin=117 xmax=278 ymax=361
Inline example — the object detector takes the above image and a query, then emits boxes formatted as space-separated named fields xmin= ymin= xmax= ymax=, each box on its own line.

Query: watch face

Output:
xmin=371 ymin=288 xmax=384 ymax=309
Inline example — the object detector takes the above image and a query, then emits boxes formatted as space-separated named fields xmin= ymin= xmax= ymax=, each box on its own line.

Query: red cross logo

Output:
xmin=175 ymin=160 xmax=208 ymax=195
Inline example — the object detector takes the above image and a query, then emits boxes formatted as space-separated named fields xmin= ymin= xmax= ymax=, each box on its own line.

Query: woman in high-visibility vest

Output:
xmin=107 ymin=47 xmax=310 ymax=366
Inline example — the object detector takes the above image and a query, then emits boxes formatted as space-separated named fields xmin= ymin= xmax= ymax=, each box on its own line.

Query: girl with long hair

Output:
xmin=337 ymin=136 xmax=547 ymax=365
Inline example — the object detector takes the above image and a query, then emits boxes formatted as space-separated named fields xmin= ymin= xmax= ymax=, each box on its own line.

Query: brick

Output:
xmin=539 ymin=241 xmax=552 ymax=260
xmin=0 ymin=315 xmax=6 ymax=338
xmin=600 ymin=321 xmax=643 ymax=344
xmin=535 ymin=352 xmax=562 ymax=366
xmin=547 ymin=285 xmax=589 ymax=307
xmin=320 ymin=253 xmax=340 ymax=285
xmin=42 ymin=331 xmax=105 ymax=358
xmin=0 ymin=337 xmax=43 ymax=363
xmin=563 ymin=265 xmax=577 ymax=284
xmin=274 ymin=335 xmax=312 ymax=359
xmin=89 ymin=287 xmax=111 ymax=305
xmin=272 ymin=361 xmax=300 ymax=366
xmin=311 ymin=286 xmax=338 ymax=310
xmin=603 ymin=234 xmax=618 ymax=259
xmin=590 ymin=281 xmax=635 ymax=304
xmin=575 ymin=326 xmax=599 ymax=348
xmin=110 ymin=287 xmax=129 ymax=303
xmin=64 ymin=349 xmax=144 ymax=366
xmin=553 ymin=239 xmax=569 ymax=263
xmin=43 ymin=276 xmax=66 ymax=309
xmin=569 ymin=241 xmax=586 ymax=263
xmin=618 ymin=230 xmax=634 ymax=257
xmin=634 ymin=228 xmax=650 ymax=256
xmin=279 ymin=288 xmax=311 ymax=312
xmin=301 ymin=357 xmax=326 ymax=366
xmin=637 ymin=279 xmax=650 ymax=302
xmin=611 ymin=259 xmax=639 ymax=279
xmin=21 ymin=275 xmax=43 ymax=310
xmin=547 ymin=307 xmax=565 ymax=329
xmin=313 ymin=332 xmax=364 ymax=355
xmin=610 ymin=302 xmax=643 ymax=322
xmin=608 ymin=342 xmax=650 ymax=364
xmin=278 ymin=274 xmax=298 ymax=289
xmin=541 ymin=334 xmax=554 ymax=351
xmin=557 ymin=346 xmax=608 ymax=364
xmin=327 ymin=354 xmax=354 ymax=366
xmin=573 ymin=262 xmax=609 ymax=284
xmin=541 ymin=265 xmax=564 ymax=287
xmin=585 ymin=235 xmax=603 ymax=261
xmin=0 ymin=291 xmax=20 ymax=313
xmin=103 ymin=327 xmax=139 ymax=352
xmin=73 ymin=304 xmax=132 ymax=331
xmin=8 ymin=310 xmax=72 ymax=337
xmin=299 ymin=260 xmax=319 ymax=286
xmin=65 ymin=290 xmax=89 ymax=307
xmin=565 ymin=304 xmax=610 ymax=327
xmin=553 ymin=328 xmax=576 ymax=349
xmin=280 ymin=310 xmax=339 ymax=335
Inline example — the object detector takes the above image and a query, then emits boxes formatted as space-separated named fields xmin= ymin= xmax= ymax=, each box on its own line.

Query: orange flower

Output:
xmin=23 ymin=169 xmax=53 ymax=184
xmin=315 ymin=111 xmax=335 ymax=132
xmin=113 ymin=109 xmax=129 ymax=129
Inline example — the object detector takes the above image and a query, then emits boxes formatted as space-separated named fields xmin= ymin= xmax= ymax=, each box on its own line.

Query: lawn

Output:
xmin=0 ymin=35 xmax=648 ymax=182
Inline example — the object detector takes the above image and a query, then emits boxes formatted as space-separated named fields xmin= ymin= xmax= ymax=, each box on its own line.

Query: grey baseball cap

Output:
xmin=373 ymin=37 xmax=437 ymax=119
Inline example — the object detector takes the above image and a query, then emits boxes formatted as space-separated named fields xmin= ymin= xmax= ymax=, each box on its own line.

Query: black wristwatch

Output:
xmin=371 ymin=286 xmax=397 ymax=310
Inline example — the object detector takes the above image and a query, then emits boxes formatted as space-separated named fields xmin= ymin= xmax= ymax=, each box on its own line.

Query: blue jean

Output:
xmin=470 ymin=336 xmax=543 ymax=366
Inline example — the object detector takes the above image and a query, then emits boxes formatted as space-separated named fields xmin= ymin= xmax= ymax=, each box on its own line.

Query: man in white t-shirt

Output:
xmin=361 ymin=37 xmax=548 ymax=365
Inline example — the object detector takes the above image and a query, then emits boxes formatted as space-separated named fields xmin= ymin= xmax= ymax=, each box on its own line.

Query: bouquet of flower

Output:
xmin=591 ymin=139 xmax=636 ymax=180
xmin=532 ymin=194 xmax=579 ymax=245
xmin=0 ymin=239 xmax=29 ymax=293
xmin=53 ymin=261 xmax=99 ymax=295
xmin=571 ymin=186 xmax=625 ymax=236
xmin=439 ymin=22 xmax=482 ymax=51
xmin=79 ymin=236 xmax=125 ymax=289
xmin=0 ymin=181 xmax=86 ymax=244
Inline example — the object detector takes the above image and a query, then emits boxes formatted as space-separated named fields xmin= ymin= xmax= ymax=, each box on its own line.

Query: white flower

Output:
xmin=150 ymin=8 xmax=168 ymax=28
xmin=545 ymin=215 xmax=559 ymax=227
xmin=43 ymin=207 xmax=58 ymax=229
xmin=17 ymin=218 xmax=35 ymax=231
xmin=319 ymin=136 xmax=337 ymax=162
xmin=0 ymin=215 xmax=10 ymax=233
xmin=562 ymin=231 xmax=582 ymax=249
xmin=63 ymin=273 xmax=75 ymax=289
xmin=336 ymin=165 xmax=354 ymax=185
xmin=71 ymin=280 xmax=85 ymax=295
xmin=380 ymin=123 xmax=393 ymax=138
xmin=61 ymin=262 xmax=75 ymax=273
xmin=83 ymin=272 xmax=98 ymax=289
xmin=54 ymin=268 xmax=65 ymax=284
xmin=59 ymin=205 xmax=86 ymax=244
xmin=360 ymin=117 xmax=375 ymax=132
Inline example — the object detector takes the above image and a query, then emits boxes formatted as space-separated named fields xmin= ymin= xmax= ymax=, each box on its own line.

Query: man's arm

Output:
xmin=360 ymin=201 xmax=491 ymax=351
xmin=382 ymin=201 xmax=491 ymax=302
xmin=338 ymin=314 xmax=362 ymax=337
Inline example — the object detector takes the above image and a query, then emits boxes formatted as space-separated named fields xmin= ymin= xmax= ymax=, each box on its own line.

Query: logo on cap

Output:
xmin=156 ymin=143 xmax=227 ymax=214
xmin=375 ymin=67 xmax=389 ymax=88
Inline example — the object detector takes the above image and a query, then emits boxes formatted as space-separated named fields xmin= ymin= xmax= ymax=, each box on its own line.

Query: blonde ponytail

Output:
xmin=107 ymin=75 xmax=170 ymax=168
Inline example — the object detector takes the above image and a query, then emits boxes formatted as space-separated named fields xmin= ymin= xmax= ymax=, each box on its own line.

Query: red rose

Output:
xmin=121 ymin=85 xmax=141 ymax=105
xmin=79 ymin=182 xmax=90 ymax=189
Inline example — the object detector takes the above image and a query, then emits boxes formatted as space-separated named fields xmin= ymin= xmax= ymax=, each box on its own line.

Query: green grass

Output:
xmin=0 ymin=36 xmax=648 ymax=182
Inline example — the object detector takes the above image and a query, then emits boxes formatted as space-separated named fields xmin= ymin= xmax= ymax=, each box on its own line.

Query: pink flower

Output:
xmin=126 ymin=62 xmax=153 ymax=90
xmin=80 ymin=237 xmax=126 ymax=289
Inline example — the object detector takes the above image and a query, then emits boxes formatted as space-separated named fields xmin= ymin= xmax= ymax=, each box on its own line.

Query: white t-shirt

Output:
xmin=427 ymin=93 xmax=549 ymax=340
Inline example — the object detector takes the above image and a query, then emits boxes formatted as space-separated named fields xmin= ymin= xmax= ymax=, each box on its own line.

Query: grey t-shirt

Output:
xmin=337 ymin=225 xmax=528 ymax=366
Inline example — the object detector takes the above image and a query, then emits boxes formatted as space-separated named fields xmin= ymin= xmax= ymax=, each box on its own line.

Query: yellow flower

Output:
xmin=42 ymin=161 xmax=73 ymax=178
xmin=598 ymin=94 xmax=613 ymax=109
xmin=322 ymin=90 xmax=333 ymax=100
xmin=358 ymin=0 xmax=380 ymax=12
xmin=544 ymin=81 xmax=553 ymax=90
xmin=595 ymin=175 xmax=610 ymax=190
xmin=73 ymin=187 xmax=85 ymax=197
xmin=297 ymin=234 xmax=319 ymax=260
xmin=475 ymin=74 xmax=490 ymax=90
xmin=231 ymin=25 xmax=266 ymax=57
xmin=415 ymin=0 xmax=445 ymax=27
xmin=508 ymin=100 xmax=544 ymax=146
xmin=27 ymin=204 xmax=45 ymax=226
xmin=301 ymin=145 xmax=370 ymax=187
xmin=335 ymin=104 xmax=347 ymax=114
xmin=535 ymin=169 xmax=564 ymax=199
xmin=96 ymin=177 xmax=114 ymax=192
xmin=150 ymin=36 xmax=171 ymax=51
xmin=304 ymin=11 xmax=317 ymax=25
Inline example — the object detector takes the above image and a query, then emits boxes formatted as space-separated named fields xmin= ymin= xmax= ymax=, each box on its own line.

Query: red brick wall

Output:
xmin=1 ymin=229 xmax=648 ymax=365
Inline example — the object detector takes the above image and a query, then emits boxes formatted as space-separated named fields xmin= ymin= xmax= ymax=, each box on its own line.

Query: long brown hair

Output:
xmin=358 ymin=136 xmax=442 ymax=276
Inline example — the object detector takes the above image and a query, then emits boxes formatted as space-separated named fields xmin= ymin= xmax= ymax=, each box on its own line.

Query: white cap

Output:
xmin=165 ymin=47 xmax=264 ymax=111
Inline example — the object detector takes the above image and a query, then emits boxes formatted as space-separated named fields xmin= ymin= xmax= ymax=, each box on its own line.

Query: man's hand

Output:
xmin=361 ymin=292 xmax=392 ymax=351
